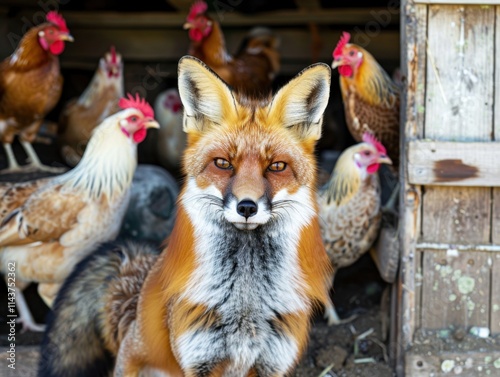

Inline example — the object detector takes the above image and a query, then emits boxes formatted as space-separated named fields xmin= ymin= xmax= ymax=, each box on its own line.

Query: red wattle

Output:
xmin=49 ymin=40 xmax=65 ymax=55
xmin=338 ymin=65 xmax=353 ymax=77
xmin=189 ymin=28 xmax=204 ymax=42
xmin=133 ymin=128 xmax=147 ymax=143
xmin=367 ymin=163 xmax=380 ymax=174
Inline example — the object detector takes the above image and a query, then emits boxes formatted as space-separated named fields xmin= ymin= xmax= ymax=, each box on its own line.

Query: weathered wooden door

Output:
xmin=399 ymin=1 xmax=500 ymax=376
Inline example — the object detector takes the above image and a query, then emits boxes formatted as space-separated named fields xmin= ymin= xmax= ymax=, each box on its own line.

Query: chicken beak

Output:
xmin=60 ymin=33 xmax=74 ymax=42
xmin=378 ymin=155 xmax=392 ymax=165
xmin=183 ymin=22 xmax=194 ymax=30
xmin=143 ymin=119 xmax=160 ymax=129
xmin=331 ymin=58 xmax=345 ymax=69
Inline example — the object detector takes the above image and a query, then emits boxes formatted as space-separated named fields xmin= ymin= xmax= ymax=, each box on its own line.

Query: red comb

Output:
xmin=362 ymin=132 xmax=386 ymax=155
xmin=333 ymin=31 xmax=350 ymax=59
xmin=187 ymin=1 xmax=208 ymax=22
xmin=46 ymin=11 xmax=69 ymax=33
xmin=119 ymin=93 xmax=154 ymax=118
xmin=110 ymin=45 xmax=117 ymax=64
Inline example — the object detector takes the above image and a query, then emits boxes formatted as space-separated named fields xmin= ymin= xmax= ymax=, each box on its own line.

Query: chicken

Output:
xmin=0 ymin=11 xmax=73 ymax=173
xmin=0 ymin=93 xmax=159 ymax=332
xmin=183 ymin=1 xmax=280 ymax=96
xmin=317 ymin=133 xmax=392 ymax=325
xmin=331 ymin=32 xmax=400 ymax=170
xmin=153 ymin=88 xmax=184 ymax=174
xmin=57 ymin=46 xmax=124 ymax=167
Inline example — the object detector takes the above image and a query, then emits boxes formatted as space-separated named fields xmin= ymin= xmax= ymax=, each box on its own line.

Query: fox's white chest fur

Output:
xmin=176 ymin=179 xmax=314 ymax=375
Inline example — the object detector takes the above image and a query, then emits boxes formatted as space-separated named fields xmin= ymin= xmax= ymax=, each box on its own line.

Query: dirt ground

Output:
xmin=0 ymin=253 xmax=395 ymax=377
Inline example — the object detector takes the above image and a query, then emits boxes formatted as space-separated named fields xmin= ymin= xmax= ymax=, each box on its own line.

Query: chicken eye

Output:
xmin=130 ymin=116 xmax=138 ymax=122
xmin=363 ymin=150 xmax=372 ymax=156
xmin=268 ymin=161 xmax=287 ymax=172
xmin=214 ymin=158 xmax=231 ymax=170
xmin=349 ymin=50 xmax=355 ymax=56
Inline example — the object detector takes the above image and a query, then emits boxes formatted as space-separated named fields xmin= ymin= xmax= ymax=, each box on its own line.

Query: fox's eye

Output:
xmin=214 ymin=158 xmax=231 ymax=170
xmin=268 ymin=161 xmax=287 ymax=172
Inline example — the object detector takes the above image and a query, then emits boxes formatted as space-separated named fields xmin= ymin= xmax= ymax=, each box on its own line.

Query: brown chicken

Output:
xmin=317 ymin=134 xmax=392 ymax=325
xmin=331 ymin=32 xmax=400 ymax=170
xmin=0 ymin=94 xmax=159 ymax=332
xmin=183 ymin=1 xmax=280 ymax=96
xmin=58 ymin=46 xmax=124 ymax=167
xmin=0 ymin=11 xmax=73 ymax=173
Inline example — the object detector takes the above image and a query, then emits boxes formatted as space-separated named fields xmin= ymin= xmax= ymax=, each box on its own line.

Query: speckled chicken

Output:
xmin=57 ymin=46 xmax=124 ymax=167
xmin=0 ymin=94 xmax=159 ymax=332
xmin=0 ymin=11 xmax=73 ymax=172
xmin=317 ymin=133 xmax=392 ymax=325
xmin=331 ymin=32 xmax=400 ymax=170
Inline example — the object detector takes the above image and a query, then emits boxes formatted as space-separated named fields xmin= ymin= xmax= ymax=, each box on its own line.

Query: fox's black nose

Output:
xmin=237 ymin=200 xmax=258 ymax=219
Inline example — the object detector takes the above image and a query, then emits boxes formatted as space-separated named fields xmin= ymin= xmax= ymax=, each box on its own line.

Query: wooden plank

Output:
xmin=396 ymin=1 xmax=427 ymax=375
xmin=408 ymin=141 xmax=500 ymax=186
xmin=425 ymin=5 xmax=494 ymax=139
xmin=493 ymin=189 xmax=500 ymax=244
xmin=415 ymin=0 xmax=500 ymax=4
xmin=422 ymin=187 xmax=491 ymax=244
xmin=8 ymin=8 xmax=401 ymax=28
xmin=422 ymin=5 xmax=494 ymax=245
xmin=491 ymin=253 xmax=500 ymax=334
xmin=420 ymin=250 xmax=490 ymax=329
xmin=414 ymin=250 xmax=423 ymax=331
xmin=406 ymin=350 xmax=500 ymax=376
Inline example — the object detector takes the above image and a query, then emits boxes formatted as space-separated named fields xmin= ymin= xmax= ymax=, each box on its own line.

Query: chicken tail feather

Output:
xmin=38 ymin=240 xmax=160 ymax=377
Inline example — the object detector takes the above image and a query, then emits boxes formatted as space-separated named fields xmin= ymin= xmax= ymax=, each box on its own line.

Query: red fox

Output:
xmin=39 ymin=56 xmax=332 ymax=377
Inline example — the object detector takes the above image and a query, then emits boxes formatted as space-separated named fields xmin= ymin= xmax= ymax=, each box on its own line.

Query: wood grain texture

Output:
xmin=420 ymin=250 xmax=490 ymax=329
xmin=396 ymin=1 xmax=427 ymax=373
xmin=425 ymin=6 xmax=494 ymax=139
xmin=408 ymin=141 xmax=500 ymax=186
xmin=491 ymin=253 xmax=500 ymax=333
xmin=422 ymin=187 xmax=491 ymax=244
xmin=493 ymin=189 xmax=500 ymax=244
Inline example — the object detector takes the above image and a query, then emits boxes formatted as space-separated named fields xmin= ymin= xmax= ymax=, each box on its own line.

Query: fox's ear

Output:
xmin=269 ymin=63 xmax=331 ymax=141
xmin=177 ymin=56 xmax=237 ymax=132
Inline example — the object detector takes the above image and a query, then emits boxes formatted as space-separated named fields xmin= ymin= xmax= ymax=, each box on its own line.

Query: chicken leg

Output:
xmin=20 ymin=140 xmax=66 ymax=173
xmin=2 ymin=143 xmax=22 ymax=171
xmin=14 ymin=287 xmax=46 ymax=332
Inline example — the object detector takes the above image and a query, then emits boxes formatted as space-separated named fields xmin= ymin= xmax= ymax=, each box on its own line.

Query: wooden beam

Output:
xmin=8 ymin=8 xmax=400 ymax=28
xmin=396 ymin=1 xmax=427 ymax=375
xmin=408 ymin=141 xmax=500 ymax=187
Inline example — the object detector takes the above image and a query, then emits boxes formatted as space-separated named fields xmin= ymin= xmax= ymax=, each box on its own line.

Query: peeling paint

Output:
xmin=494 ymin=358 xmax=500 ymax=368
xmin=449 ymin=294 xmax=457 ymax=302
